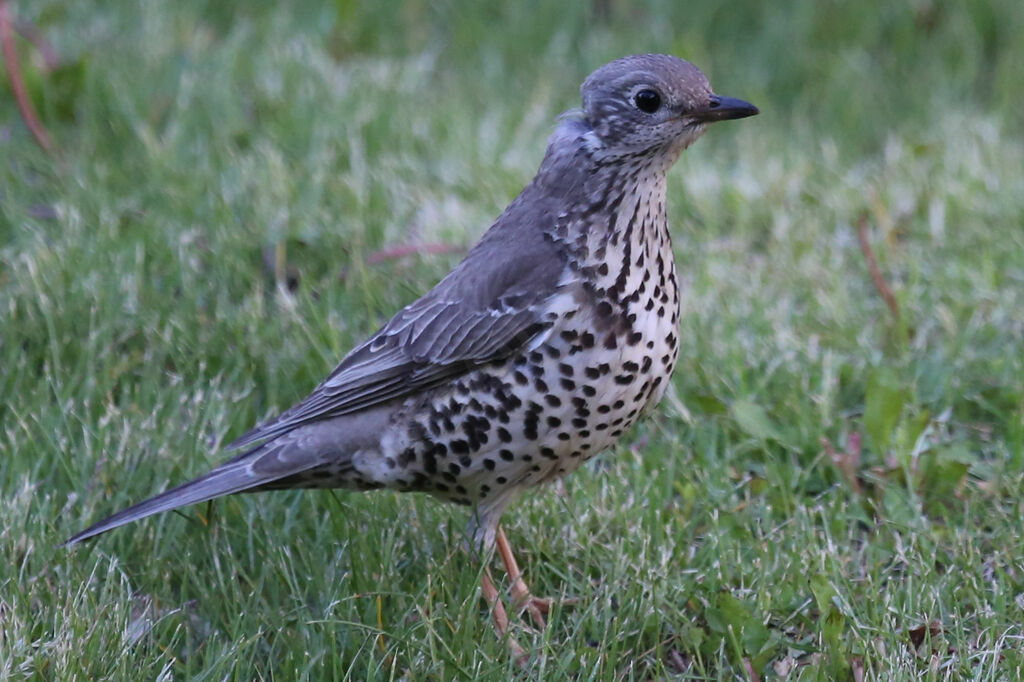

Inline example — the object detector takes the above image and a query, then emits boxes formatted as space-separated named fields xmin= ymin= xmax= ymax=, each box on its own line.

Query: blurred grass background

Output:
xmin=1 ymin=0 xmax=1023 ymax=679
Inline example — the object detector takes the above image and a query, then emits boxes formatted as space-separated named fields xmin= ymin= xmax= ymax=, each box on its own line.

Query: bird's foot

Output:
xmin=496 ymin=525 xmax=579 ymax=630
xmin=480 ymin=525 xmax=582 ymax=664
xmin=480 ymin=568 xmax=529 ymax=664
xmin=511 ymin=593 xmax=580 ymax=626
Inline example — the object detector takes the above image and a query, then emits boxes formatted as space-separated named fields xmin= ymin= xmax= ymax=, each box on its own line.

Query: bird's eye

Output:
xmin=633 ymin=89 xmax=662 ymax=114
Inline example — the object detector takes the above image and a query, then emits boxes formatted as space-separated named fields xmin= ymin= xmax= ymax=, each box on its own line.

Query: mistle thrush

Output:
xmin=66 ymin=54 xmax=758 ymax=642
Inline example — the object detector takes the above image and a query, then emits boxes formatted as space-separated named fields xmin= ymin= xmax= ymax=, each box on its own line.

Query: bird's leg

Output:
xmin=480 ymin=565 xmax=527 ymax=661
xmin=495 ymin=525 xmax=550 ymax=630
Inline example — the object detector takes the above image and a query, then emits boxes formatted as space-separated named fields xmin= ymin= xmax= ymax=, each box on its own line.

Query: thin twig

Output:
xmin=365 ymin=242 xmax=465 ymax=265
xmin=0 ymin=0 xmax=55 ymax=153
xmin=856 ymin=212 xmax=899 ymax=321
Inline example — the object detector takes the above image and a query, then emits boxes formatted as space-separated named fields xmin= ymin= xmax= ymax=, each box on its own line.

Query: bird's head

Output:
xmin=578 ymin=54 xmax=758 ymax=159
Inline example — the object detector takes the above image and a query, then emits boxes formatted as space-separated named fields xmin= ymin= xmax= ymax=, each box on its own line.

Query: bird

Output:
xmin=65 ymin=53 xmax=757 ymax=648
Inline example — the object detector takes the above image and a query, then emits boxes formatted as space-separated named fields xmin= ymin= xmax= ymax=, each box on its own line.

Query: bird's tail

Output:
xmin=63 ymin=440 xmax=315 ymax=546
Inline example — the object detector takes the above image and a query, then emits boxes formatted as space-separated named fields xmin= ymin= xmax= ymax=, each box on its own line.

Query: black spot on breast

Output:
xmin=398 ymin=447 xmax=416 ymax=467
xmin=424 ymin=451 xmax=438 ymax=474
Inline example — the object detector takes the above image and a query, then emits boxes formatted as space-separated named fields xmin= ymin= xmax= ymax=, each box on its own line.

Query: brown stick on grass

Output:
xmin=366 ymin=242 xmax=466 ymax=265
xmin=856 ymin=212 xmax=900 ymax=322
xmin=0 ymin=0 xmax=55 ymax=154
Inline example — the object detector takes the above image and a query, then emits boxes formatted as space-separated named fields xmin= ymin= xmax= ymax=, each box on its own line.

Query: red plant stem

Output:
xmin=856 ymin=212 xmax=900 ymax=322
xmin=0 ymin=0 xmax=55 ymax=153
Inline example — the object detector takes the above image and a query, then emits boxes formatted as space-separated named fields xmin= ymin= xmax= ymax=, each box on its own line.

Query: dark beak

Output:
xmin=692 ymin=94 xmax=759 ymax=123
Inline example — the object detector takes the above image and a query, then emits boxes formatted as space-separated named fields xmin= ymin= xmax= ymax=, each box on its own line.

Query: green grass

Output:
xmin=2 ymin=0 xmax=1023 ymax=679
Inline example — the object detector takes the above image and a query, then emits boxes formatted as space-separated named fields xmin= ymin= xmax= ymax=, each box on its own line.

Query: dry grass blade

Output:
xmin=856 ymin=212 xmax=900 ymax=322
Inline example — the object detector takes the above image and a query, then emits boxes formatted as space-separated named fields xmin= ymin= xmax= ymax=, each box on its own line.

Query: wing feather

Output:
xmin=228 ymin=295 xmax=562 ymax=450
xmin=227 ymin=178 xmax=576 ymax=450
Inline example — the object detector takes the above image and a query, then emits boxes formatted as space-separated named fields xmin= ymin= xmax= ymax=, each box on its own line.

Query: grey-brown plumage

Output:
xmin=65 ymin=54 xmax=758 ymax=550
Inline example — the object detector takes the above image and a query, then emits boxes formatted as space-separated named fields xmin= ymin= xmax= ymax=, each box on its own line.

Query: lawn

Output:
xmin=2 ymin=0 xmax=1023 ymax=679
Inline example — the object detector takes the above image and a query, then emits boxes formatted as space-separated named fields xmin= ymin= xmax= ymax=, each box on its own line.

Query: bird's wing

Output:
xmin=228 ymin=233 xmax=568 ymax=450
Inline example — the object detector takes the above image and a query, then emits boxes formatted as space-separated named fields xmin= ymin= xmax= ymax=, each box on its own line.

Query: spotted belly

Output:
xmin=353 ymin=295 xmax=679 ymax=509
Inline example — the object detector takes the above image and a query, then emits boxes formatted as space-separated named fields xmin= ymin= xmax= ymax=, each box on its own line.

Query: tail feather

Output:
xmin=63 ymin=444 xmax=310 ymax=546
